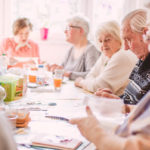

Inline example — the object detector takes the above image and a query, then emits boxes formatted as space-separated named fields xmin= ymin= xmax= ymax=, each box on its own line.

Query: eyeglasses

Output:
xmin=65 ymin=25 xmax=81 ymax=31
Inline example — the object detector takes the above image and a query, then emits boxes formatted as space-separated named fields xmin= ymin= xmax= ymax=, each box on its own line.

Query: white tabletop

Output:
xmin=11 ymin=81 xmax=124 ymax=150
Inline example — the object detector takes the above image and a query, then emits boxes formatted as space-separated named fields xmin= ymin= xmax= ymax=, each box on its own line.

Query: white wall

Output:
xmin=0 ymin=0 xmax=148 ymax=64
xmin=30 ymin=30 xmax=71 ymax=64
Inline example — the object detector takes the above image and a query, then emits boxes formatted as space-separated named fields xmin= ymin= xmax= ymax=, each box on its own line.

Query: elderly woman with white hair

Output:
xmin=75 ymin=20 xmax=137 ymax=96
xmin=49 ymin=15 xmax=100 ymax=80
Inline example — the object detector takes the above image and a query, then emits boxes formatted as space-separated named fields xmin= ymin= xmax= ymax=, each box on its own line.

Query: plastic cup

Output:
xmin=53 ymin=69 xmax=63 ymax=91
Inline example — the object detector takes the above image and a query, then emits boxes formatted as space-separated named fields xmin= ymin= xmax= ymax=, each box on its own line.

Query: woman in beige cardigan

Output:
xmin=75 ymin=20 xmax=137 ymax=96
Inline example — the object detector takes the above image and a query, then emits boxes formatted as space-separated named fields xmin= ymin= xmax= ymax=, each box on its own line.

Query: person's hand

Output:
xmin=8 ymin=57 xmax=36 ymax=68
xmin=48 ymin=64 xmax=63 ymax=72
xmin=64 ymin=71 xmax=71 ymax=78
xmin=74 ymin=77 xmax=83 ymax=87
xmin=122 ymin=104 xmax=135 ymax=114
xmin=70 ymin=106 xmax=103 ymax=143
xmin=95 ymin=88 xmax=120 ymax=99
xmin=95 ymin=88 xmax=113 ymax=95
xmin=27 ymin=59 xmax=36 ymax=65
xmin=9 ymin=57 xmax=18 ymax=65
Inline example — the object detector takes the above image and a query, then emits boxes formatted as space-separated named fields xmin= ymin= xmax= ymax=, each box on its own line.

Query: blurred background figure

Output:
xmin=0 ymin=114 xmax=17 ymax=150
xmin=75 ymin=20 xmax=137 ymax=96
xmin=48 ymin=15 xmax=100 ymax=80
xmin=0 ymin=17 xmax=40 ymax=68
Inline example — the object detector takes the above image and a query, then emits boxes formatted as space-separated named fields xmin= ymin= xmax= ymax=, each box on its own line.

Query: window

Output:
xmin=11 ymin=0 xmax=80 ymax=36
xmin=92 ymin=0 xmax=125 ymax=32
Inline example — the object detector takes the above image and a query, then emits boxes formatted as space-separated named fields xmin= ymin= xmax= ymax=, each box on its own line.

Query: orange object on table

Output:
xmin=16 ymin=112 xmax=30 ymax=128
xmin=54 ymin=78 xmax=62 ymax=88
xmin=29 ymin=75 xmax=36 ymax=83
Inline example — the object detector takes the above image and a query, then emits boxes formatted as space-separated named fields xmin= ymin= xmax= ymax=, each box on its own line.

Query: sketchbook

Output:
xmin=31 ymin=134 xmax=82 ymax=150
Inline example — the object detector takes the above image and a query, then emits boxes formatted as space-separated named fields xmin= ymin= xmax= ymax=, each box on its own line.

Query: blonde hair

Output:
xmin=95 ymin=20 xmax=122 ymax=47
xmin=13 ymin=18 xmax=33 ymax=35
xmin=66 ymin=14 xmax=89 ymax=36
xmin=122 ymin=9 xmax=147 ymax=33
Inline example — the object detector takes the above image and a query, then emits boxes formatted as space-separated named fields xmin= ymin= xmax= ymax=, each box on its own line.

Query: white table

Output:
xmin=11 ymin=81 xmax=123 ymax=150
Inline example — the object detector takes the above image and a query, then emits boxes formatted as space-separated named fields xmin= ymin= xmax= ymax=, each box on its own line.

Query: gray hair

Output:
xmin=66 ymin=15 xmax=89 ymax=36
xmin=95 ymin=20 xmax=122 ymax=47
xmin=122 ymin=9 xmax=147 ymax=33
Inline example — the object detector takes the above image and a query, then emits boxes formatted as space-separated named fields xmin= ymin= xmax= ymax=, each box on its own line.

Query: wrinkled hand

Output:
xmin=95 ymin=88 xmax=113 ymax=95
xmin=74 ymin=77 xmax=83 ymax=87
xmin=63 ymin=71 xmax=71 ymax=78
xmin=95 ymin=88 xmax=120 ymax=99
xmin=70 ymin=106 xmax=102 ymax=143
xmin=48 ymin=64 xmax=63 ymax=72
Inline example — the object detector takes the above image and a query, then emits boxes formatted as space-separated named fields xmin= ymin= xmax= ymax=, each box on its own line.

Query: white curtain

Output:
xmin=122 ymin=0 xmax=146 ymax=18
xmin=0 ymin=0 xmax=12 ymax=38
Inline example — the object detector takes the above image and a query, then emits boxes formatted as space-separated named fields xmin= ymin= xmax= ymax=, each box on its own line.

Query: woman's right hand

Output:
xmin=74 ymin=77 xmax=83 ymax=87
xmin=47 ymin=64 xmax=63 ymax=72
xmin=9 ymin=57 xmax=18 ymax=65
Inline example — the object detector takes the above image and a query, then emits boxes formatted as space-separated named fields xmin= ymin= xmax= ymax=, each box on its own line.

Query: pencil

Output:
xmin=45 ymin=115 xmax=69 ymax=122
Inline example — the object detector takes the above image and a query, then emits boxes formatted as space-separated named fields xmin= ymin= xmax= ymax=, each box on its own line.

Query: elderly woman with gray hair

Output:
xmin=75 ymin=20 xmax=137 ymax=96
xmin=49 ymin=15 xmax=100 ymax=80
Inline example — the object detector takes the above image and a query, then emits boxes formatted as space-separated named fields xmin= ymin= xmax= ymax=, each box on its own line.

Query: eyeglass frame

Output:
xmin=65 ymin=25 xmax=81 ymax=31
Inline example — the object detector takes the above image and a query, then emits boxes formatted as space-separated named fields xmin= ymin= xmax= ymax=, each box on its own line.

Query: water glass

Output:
xmin=53 ymin=69 xmax=64 ymax=91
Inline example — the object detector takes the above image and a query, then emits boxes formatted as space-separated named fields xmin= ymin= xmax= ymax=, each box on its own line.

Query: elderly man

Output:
xmin=70 ymin=9 xmax=150 ymax=150
xmin=96 ymin=9 xmax=150 ymax=105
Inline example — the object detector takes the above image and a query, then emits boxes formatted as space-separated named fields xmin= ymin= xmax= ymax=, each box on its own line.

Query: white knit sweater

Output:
xmin=80 ymin=49 xmax=138 ymax=96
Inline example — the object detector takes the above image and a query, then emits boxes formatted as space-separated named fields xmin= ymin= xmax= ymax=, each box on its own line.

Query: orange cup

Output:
xmin=53 ymin=78 xmax=62 ymax=90
xmin=29 ymin=75 xmax=36 ymax=83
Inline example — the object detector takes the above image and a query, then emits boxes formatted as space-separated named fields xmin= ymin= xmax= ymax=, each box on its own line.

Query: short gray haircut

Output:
xmin=95 ymin=20 xmax=122 ymax=46
xmin=122 ymin=9 xmax=147 ymax=33
xmin=66 ymin=15 xmax=90 ymax=36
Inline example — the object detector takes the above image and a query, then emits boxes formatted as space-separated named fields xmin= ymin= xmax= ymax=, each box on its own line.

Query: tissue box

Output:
xmin=0 ymin=75 xmax=27 ymax=102
xmin=15 ymin=75 xmax=27 ymax=100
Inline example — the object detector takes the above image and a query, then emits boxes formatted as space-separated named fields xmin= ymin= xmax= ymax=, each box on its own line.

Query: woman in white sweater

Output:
xmin=75 ymin=21 xmax=137 ymax=96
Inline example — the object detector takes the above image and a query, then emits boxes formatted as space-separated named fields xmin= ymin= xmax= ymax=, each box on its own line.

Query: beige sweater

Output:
xmin=80 ymin=49 xmax=138 ymax=96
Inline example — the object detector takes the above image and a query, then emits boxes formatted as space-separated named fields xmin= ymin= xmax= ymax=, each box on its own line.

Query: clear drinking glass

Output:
xmin=53 ymin=69 xmax=64 ymax=91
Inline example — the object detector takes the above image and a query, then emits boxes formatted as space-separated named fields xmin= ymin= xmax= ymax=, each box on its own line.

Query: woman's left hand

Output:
xmin=95 ymin=88 xmax=120 ymax=99
xmin=74 ymin=77 xmax=83 ymax=87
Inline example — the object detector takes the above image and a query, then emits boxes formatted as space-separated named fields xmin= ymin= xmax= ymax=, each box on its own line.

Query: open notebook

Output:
xmin=31 ymin=134 xmax=82 ymax=150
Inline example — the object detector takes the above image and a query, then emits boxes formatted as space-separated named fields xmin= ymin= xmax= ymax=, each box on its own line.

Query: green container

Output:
xmin=0 ymin=76 xmax=18 ymax=102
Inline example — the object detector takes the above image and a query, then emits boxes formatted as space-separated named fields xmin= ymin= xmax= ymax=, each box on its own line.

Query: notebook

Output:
xmin=31 ymin=134 xmax=82 ymax=150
